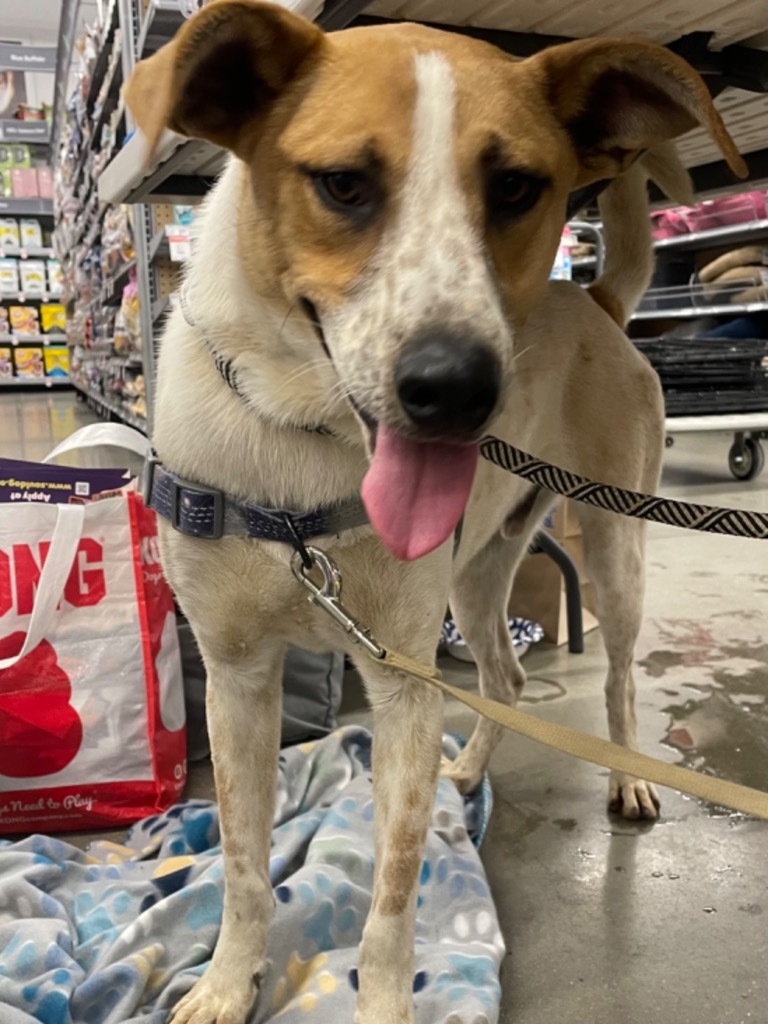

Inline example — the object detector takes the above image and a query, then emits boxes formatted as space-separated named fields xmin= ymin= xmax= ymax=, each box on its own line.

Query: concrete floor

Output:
xmin=2 ymin=392 xmax=767 ymax=1024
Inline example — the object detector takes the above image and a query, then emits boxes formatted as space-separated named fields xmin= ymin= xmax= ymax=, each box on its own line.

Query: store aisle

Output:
xmin=0 ymin=391 xmax=101 ymax=462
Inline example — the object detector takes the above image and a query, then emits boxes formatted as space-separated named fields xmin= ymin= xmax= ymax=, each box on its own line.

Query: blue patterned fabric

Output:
xmin=0 ymin=727 xmax=502 ymax=1024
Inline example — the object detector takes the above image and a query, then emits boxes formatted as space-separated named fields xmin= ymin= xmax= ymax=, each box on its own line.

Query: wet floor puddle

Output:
xmin=639 ymin=622 xmax=767 ymax=791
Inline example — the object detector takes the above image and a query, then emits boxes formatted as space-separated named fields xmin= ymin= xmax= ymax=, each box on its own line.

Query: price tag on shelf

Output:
xmin=165 ymin=224 xmax=191 ymax=263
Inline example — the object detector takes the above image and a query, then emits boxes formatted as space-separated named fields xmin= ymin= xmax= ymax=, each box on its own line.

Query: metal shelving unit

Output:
xmin=0 ymin=199 xmax=54 ymax=216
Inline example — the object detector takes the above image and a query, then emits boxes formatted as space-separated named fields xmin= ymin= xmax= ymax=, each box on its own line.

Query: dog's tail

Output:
xmin=588 ymin=142 xmax=695 ymax=328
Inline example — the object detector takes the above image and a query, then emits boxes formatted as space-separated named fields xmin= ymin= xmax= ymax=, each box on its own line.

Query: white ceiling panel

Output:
xmin=366 ymin=0 xmax=768 ymax=175
xmin=369 ymin=0 xmax=768 ymax=46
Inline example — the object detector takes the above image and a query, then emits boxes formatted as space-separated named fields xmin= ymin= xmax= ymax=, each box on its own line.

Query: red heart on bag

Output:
xmin=0 ymin=632 xmax=83 ymax=777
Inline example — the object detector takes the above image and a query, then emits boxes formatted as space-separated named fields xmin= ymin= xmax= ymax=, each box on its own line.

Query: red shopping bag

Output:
xmin=0 ymin=431 xmax=186 ymax=833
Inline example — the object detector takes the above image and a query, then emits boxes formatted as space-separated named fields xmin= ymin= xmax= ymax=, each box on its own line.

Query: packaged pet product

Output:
xmin=41 ymin=304 xmax=66 ymax=334
xmin=0 ymin=258 xmax=19 ymax=297
xmin=0 ymin=307 xmax=9 ymax=334
xmin=47 ymin=258 xmax=63 ymax=296
xmin=14 ymin=346 xmax=45 ymax=379
xmin=43 ymin=347 xmax=70 ymax=378
xmin=19 ymin=218 xmax=43 ymax=250
xmin=9 ymin=306 xmax=40 ymax=336
xmin=19 ymin=259 xmax=47 ymax=298
xmin=36 ymin=167 xmax=54 ymax=199
xmin=550 ymin=226 xmax=575 ymax=281
xmin=0 ymin=218 xmax=20 ymax=252
xmin=11 ymin=168 xmax=39 ymax=198
xmin=0 ymin=347 xmax=12 ymax=379
xmin=11 ymin=145 xmax=31 ymax=169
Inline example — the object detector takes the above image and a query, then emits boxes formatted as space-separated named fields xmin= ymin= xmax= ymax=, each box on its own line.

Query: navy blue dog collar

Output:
xmin=143 ymin=456 xmax=369 ymax=543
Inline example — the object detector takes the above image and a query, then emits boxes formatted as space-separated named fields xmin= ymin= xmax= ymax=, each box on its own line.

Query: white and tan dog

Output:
xmin=125 ymin=4 xmax=745 ymax=1021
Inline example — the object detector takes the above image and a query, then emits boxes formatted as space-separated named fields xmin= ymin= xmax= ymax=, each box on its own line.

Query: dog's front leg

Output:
xmin=354 ymin=664 xmax=444 ymax=1024
xmin=172 ymin=640 xmax=285 ymax=1024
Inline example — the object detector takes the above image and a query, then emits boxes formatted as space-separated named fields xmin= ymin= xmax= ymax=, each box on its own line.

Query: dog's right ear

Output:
xmin=124 ymin=0 xmax=324 ymax=161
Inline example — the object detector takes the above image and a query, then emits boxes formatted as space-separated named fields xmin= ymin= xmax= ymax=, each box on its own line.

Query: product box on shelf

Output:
xmin=10 ymin=145 xmax=31 ymax=169
xmin=0 ymin=219 xmax=20 ymax=252
xmin=0 ymin=308 xmax=8 ymax=334
xmin=0 ymin=258 xmax=19 ymax=297
xmin=36 ymin=168 xmax=54 ymax=200
xmin=0 ymin=347 xmax=12 ymax=379
xmin=43 ymin=347 xmax=70 ymax=378
xmin=19 ymin=260 xmax=46 ymax=298
xmin=47 ymin=259 xmax=63 ymax=296
xmin=19 ymin=259 xmax=46 ymax=298
xmin=19 ymin=219 xmax=43 ymax=250
xmin=11 ymin=168 xmax=39 ymax=199
xmin=41 ymin=304 xmax=66 ymax=334
xmin=9 ymin=306 xmax=40 ymax=336
xmin=14 ymin=347 xmax=45 ymax=379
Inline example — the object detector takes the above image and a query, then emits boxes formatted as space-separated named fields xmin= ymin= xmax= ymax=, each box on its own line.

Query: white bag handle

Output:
xmin=0 ymin=504 xmax=86 ymax=672
xmin=44 ymin=423 xmax=151 ymax=465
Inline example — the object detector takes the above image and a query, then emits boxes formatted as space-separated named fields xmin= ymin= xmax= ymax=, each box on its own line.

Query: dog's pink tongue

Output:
xmin=362 ymin=425 xmax=479 ymax=561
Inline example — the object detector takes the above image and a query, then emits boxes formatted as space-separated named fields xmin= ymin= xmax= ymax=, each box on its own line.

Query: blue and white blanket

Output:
xmin=0 ymin=727 xmax=503 ymax=1024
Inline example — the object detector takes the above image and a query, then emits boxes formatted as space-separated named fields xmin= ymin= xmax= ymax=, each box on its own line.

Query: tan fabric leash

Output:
xmin=290 ymin=547 xmax=768 ymax=822
xmin=381 ymin=648 xmax=768 ymax=820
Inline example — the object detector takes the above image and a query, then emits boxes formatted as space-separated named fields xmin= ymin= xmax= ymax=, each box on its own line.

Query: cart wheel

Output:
xmin=728 ymin=438 xmax=765 ymax=481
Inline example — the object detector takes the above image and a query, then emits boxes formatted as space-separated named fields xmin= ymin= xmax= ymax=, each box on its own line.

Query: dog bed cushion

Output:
xmin=0 ymin=726 xmax=502 ymax=1024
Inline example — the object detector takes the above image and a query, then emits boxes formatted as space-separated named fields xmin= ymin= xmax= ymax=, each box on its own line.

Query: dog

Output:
xmin=125 ymin=4 xmax=745 ymax=1021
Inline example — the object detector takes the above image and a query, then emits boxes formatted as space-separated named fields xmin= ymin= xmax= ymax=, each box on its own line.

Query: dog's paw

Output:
xmin=608 ymin=774 xmax=660 ymax=821
xmin=171 ymin=974 xmax=258 ymax=1024
xmin=440 ymin=753 xmax=483 ymax=796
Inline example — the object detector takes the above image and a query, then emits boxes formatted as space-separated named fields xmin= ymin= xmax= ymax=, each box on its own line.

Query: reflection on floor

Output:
xmin=2 ymin=391 xmax=767 ymax=1024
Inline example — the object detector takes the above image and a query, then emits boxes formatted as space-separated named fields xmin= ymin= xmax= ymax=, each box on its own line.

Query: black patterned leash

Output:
xmin=479 ymin=436 xmax=768 ymax=540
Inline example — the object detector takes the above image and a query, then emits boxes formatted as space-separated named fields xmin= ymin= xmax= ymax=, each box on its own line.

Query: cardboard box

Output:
xmin=509 ymin=498 xmax=599 ymax=646
xmin=43 ymin=347 xmax=69 ymax=377
xmin=11 ymin=168 xmax=38 ymax=198
xmin=36 ymin=167 xmax=53 ymax=199
xmin=41 ymin=303 xmax=66 ymax=333
xmin=0 ymin=347 xmax=12 ymax=379
xmin=14 ymin=346 xmax=45 ymax=379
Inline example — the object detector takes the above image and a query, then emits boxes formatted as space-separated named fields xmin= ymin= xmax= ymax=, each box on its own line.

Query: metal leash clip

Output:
xmin=290 ymin=546 xmax=385 ymax=659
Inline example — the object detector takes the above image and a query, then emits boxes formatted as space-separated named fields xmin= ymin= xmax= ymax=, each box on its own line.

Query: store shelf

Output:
xmin=149 ymin=228 xmax=170 ymax=262
xmin=0 ymin=335 xmax=67 ymax=345
xmin=98 ymin=131 xmax=226 ymax=205
xmin=0 ymin=377 xmax=71 ymax=387
xmin=152 ymin=294 xmax=174 ymax=323
xmin=0 ymin=199 xmax=54 ymax=217
xmin=72 ymin=382 xmax=147 ymax=433
xmin=138 ymin=0 xmax=185 ymax=58
xmin=85 ymin=9 xmax=119 ymax=114
xmin=574 ymin=216 xmax=768 ymax=270
xmin=0 ymin=246 xmax=56 ymax=260
xmin=0 ymin=294 xmax=58 ymax=304
xmin=632 ymin=300 xmax=768 ymax=320
xmin=655 ymin=217 xmax=768 ymax=253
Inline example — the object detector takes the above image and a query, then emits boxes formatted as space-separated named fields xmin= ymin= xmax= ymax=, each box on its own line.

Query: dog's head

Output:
xmin=126 ymin=1 xmax=744 ymax=558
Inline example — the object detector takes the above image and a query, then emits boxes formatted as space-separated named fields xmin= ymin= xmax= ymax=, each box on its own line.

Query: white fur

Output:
xmin=324 ymin=53 xmax=512 ymax=427
xmin=157 ymin=123 xmax=677 ymax=1024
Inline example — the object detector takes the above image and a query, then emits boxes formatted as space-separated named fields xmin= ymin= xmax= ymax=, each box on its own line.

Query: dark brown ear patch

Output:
xmin=173 ymin=38 xmax=270 ymax=142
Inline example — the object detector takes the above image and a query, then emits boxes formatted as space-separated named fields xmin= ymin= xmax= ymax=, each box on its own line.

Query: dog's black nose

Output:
xmin=395 ymin=331 xmax=501 ymax=435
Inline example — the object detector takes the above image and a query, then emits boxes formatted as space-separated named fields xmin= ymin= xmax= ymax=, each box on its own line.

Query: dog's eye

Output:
xmin=314 ymin=171 xmax=375 ymax=215
xmin=487 ymin=170 xmax=544 ymax=218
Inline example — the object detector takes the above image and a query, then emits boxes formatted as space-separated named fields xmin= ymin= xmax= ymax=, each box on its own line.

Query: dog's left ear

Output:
xmin=531 ymin=38 xmax=747 ymax=184
xmin=124 ymin=0 xmax=324 ymax=161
